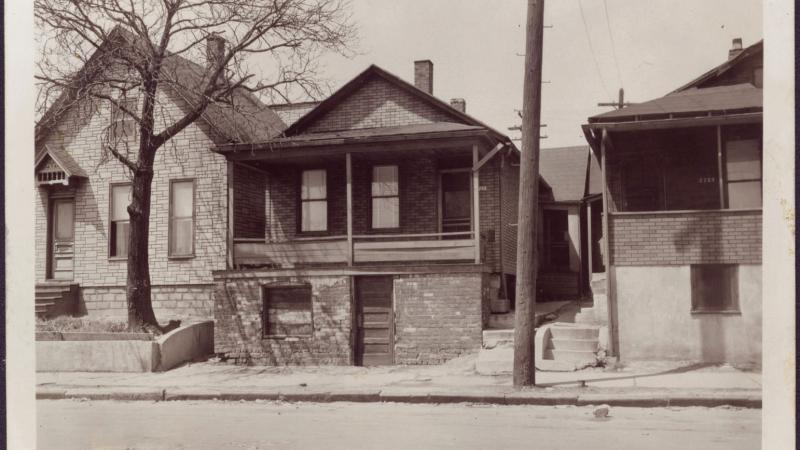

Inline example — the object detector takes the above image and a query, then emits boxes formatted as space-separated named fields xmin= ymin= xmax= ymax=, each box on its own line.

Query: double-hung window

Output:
xmin=109 ymin=184 xmax=132 ymax=258
xmin=108 ymin=96 xmax=138 ymax=144
xmin=371 ymin=165 xmax=400 ymax=229
xmin=263 ymin=284 xmax=313 ymax=337
xmin=725 ymin=138 xmax=761 ymax=209
xmin=300 ymin=169 xmax=328 ymax=232
xmin=169 ymin=180 xmax=195 ymax=257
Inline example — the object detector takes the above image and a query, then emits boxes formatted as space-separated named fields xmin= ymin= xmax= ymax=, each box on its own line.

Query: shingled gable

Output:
xmin=670 ymin=40 xmax=763 ymax=94
xmin=282 ymin=64 xmax=511 ymax=143
xmin=35 ymin=26 xmax=287 ymax=150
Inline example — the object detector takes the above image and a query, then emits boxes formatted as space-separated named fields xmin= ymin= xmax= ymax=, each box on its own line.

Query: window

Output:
xmin=725 ymin=138 xmax=761 ymax=209
xmin=690 ymin=264 xmax=739 ymax=313
xmin=300 ymin=169 xmax=327 ymax=232
xmin=371 ymin=165 xmax=399 ymax=229
xmin=108 ymin=96 xmax=139 ymax=144
xmin=263 ymin=285 xmax=313 ymax=337
xmin=109 ymin=184 xmax=132 ymax=257
xmin=169 ymin=180 xmax=195 ymax=257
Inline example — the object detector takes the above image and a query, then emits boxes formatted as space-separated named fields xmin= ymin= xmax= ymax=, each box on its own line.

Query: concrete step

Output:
xmin=36 ymin=285 xmax=72 ymax=293
xmin=487 ymin=313 xmax=515 ymax=330
xmin=36 ymin=293 xmax=62 ymax=301
xmin=548 ymin=325 xmax=600 ymax=340
xmin=549 ymin=338 xmax=599 ymax=352
xmin=482 ymin=329 xmax=514 ymax=349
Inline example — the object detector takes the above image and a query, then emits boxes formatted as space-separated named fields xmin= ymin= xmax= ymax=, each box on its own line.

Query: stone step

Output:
xmin=36 ymin=293 xmax=63 ymax=301
xmin=482 ymin=329 xmax=514 ymax=348
xmin=546 ymin=349 xmax=598 ymax=365
xmin=487 ymin=313 xmax=515 ymax=330
xmin=549 ymin=338 xmax=599 ymax=352
xmin=548 ymin=325 xmax=600 ymax=340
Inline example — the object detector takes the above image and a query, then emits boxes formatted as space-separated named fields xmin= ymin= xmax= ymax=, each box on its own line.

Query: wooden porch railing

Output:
xmin=232 ymin=231 xmax=481 ymax=268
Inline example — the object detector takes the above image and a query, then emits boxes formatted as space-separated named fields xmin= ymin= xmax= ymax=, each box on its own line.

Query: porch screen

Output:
xmin=301 ymin=169 xmax=327 ymax=232
xmin=371 ymin=165 xmax=399 ymax=228
xmin=109 ymin=184 xmax=131 ymax=257
xmin=169 ymin=180 xmax=195 ymax=256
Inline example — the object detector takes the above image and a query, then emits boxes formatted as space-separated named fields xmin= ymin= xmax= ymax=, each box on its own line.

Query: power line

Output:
xmin=577 ymin=0 xmax=611 ymax=99
xmin=602 ymin=0 xmax=624 ymax=88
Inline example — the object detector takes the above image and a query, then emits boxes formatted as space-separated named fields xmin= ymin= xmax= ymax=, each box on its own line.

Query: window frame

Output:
xmin=297 ymin=168 xmax=329 ymax=235
xmin=108 ymin=182 xmax=132 ymax=260
xmin=107 ymin=95 xmax=140 ymax=144
xmin=168 ymin=178 xmax=197 ymax=259
xmin=721 ymin=134 xmax=762 ymax=210
xmin=261 ymin=283 xmax=314 ymax=339
xmin=369 ymin=164 xmax=401 ymax=230
xmin=690 ymin=264 xmax=741 ymax=314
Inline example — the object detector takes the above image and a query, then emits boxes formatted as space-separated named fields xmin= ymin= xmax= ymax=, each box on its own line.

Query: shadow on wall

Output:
xmin=674 ymin=213 xmax=726 ymax=363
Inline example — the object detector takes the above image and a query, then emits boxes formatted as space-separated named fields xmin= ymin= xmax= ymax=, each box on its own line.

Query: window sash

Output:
xmin=371 ymin=165 xmax=399 ymax=229
xmin=301 ymin=199 xmax=328 ymax=232
xmin=169 ymin=180 xmax=195 ymax=256
xmin=372 ymin=197 xmax=399 ymax=229
xmin=110 ymin=184 xmax=131 ymax=257
xmin=110 ymin=220 xmax=130 ymax=257
xmin=300 ymin=170 xmax=327 ymax=232
xmin=301 ymin=170 xmax=326 ymax=200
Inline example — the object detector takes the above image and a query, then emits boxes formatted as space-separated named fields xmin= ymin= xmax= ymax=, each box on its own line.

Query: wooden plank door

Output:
xmin=355 ymin=276 xmax=394 ymax=366
xmin=48 ymin=198 xmax=75 ymax=280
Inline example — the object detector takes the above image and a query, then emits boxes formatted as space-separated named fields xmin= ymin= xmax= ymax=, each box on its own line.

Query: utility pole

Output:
xmin=513 ymin=0 xmax=545 ymax=388
xmin=598 ymin=88 xmax=633 ymax=109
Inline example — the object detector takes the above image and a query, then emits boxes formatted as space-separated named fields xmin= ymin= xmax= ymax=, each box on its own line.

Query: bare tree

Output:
xmin=35 ymin=0 xmax=356 ymax=332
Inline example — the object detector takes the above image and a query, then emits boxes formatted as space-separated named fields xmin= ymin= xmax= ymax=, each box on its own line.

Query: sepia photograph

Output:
xmin=4 ymin=0 xmax=795 ymax=448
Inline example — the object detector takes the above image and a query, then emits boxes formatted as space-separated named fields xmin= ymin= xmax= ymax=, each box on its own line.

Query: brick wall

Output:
xmin=233 ymin=164 xmax=266 ymax=238
xmin=36 ymin=90 xmax=229 ymax=319
xmin=609 ymin=209 xmax=762 ymax=266
xmin=500 ymin=153 xmax=519 ymax=274
xmin=394 ymin=272 xmax=484 ymax=364
xmin=213 ymin=274 xmax=352 ymax=365
xmin=306 ymin=77 xmax=453 ymax=133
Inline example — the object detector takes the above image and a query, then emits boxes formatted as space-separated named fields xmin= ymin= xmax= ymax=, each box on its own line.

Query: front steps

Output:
xmin=36 ymin=282 xmax=79 ymax=318
xmin=574 ymin=272 xmax=608 ymax=325
xmin=476 ymin=323 xmax=605 ymax=374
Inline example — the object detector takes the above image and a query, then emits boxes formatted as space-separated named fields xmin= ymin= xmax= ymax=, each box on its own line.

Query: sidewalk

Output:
xmin=37 ymin=355 xmax=762 ymax=408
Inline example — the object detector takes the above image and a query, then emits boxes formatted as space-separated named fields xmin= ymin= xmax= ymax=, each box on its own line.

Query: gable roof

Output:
xmin=671 ymin=40 xmax=763 ymax=93
xmin=270 ymin=101 xmax=320 ymax=127
xmin=282 ymin=64 xmax=512 ymax=144
xmin=35 ymin=144 xmax=87 ymax=178
xmin=539 ymin=146 xmax=599 ymax=202
xmin=35 ymin=26 xmax=286 ymax=149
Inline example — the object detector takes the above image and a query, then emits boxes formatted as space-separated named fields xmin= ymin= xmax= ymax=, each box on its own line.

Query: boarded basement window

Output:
xmin=262 ymin=284 xmax=313 ymax=337
xmin=690 ymin=264 xmax=740 ymax=313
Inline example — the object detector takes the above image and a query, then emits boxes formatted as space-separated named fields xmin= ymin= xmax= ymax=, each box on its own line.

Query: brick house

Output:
xmin=581 ymin=39 xmax=763 ymax=366
xmin=34 ymin=29 xmax=286 ymax=321
xmin=211 ymin=61 xmax=546 ymax=365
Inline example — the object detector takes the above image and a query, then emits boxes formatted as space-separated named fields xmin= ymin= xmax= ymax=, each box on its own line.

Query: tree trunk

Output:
xmin=126 ymin=161 xmax=159 ymax=331
xmin=513 ymin=0 xmax=545 ymax=388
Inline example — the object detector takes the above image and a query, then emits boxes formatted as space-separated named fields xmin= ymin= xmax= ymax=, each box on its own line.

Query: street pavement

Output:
xmin=37 ymin=399 xmax=761 ymax=450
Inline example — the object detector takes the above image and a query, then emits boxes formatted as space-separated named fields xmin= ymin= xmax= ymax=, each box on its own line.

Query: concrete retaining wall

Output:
xmin=36 ymin=321 xmax=215 ymax=372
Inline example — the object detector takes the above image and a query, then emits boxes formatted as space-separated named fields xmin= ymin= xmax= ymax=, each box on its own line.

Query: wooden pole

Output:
xmin=513 ymin=0 xmax=545 ymax=388
xmin=346 ymin=152 xmax=354 ymax=266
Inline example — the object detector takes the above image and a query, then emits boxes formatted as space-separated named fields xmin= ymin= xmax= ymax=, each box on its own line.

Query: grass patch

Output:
xmin=36 ymin=316 xmax=130 ymax=333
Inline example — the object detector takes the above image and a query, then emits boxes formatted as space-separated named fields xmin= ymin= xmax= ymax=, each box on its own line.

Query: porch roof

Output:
xmin=589 ymin=83 xmax=762 ymax=125
xmin=35 ymin=144 xmax=87 ymax=178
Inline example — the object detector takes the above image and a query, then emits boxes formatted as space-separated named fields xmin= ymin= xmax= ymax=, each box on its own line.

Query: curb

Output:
xmin=36 ymin=387 xmax=761 ymax=409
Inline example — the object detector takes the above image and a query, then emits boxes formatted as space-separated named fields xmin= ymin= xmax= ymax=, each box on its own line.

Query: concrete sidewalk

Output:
xmin=37 ymin=356 xmax=762 ymax=408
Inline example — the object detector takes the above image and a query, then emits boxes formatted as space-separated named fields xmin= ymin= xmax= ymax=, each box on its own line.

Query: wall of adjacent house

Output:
xmin=233 ymin=164 xmax=266 ymax=239
xmin=608 ymin=210 xmax=762 ymax=366
xmin=36 ymin=92 xmax=229 ymax=321
xmin=499 ymin=153 xmax=519 ymax=275
xmin=614 ymin=264 xmax=761 ymax=367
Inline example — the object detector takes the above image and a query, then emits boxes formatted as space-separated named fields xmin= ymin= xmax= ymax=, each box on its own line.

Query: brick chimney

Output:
xmin=450 ymin=98 xmax=466 ymax=113
xmin=414 ymin=60 xmax=434 ymax=95
xmin=206 ymin=33 xmax=226 ymax=70
xmin=728 ymin=38 xmax=744 ymax=59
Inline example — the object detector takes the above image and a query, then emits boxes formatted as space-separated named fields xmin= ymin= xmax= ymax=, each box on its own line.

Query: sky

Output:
xmin=312 ymin=0 xmax=763 ymax=148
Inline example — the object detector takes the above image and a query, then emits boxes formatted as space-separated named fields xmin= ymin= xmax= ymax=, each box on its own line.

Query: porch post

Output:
xmin=586 ymin=201 xmax=593 ymax=276
xmin=472 ymin=144 xmax=481 ymax=263
xmin=226 ymin=161 xmax=235 ymax=269
xmin=346 ymin=152 xmax=354 ymax=266
xmin=716 ymin=125 xmax=725 ymax=208
xmin=600 ymin=128 xmax=616 ymax=356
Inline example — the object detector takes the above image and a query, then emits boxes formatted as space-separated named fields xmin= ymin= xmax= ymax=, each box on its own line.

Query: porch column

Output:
xmin=586 ymin=201 xmax=593 ymax=275
xmin=346 ymin=152 xmax=354 ymax=266
xmin=472 ymin=144 xmax=481 ymax=263
xmin=226 ymin=160 xmax=235 ymax=269
xmin=716 ymin=125 xmax=725 ymax=208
